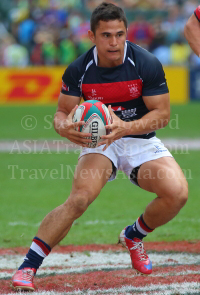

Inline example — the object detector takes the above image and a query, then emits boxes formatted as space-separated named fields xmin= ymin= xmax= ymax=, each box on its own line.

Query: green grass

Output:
xmin=1 ymin=103 xmax=199 ymax=248
xmin=1 ymin=150 xmax=200 ymax=248
xmin=0 ymin=102 xmax=200 ymax=139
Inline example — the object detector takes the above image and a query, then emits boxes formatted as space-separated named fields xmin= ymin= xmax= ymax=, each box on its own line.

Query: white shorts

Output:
xmin=79 ymin=136 xmax=173 ymax=186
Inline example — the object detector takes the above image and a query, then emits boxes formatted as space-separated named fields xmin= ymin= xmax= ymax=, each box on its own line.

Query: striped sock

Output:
xmin=125 ymin=214 xmax=154 ymax=240
xmin=18 ymin=237 xmax=51 ymax=271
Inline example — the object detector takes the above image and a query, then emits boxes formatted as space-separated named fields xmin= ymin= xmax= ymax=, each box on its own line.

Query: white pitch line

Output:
xmin=1 ymin=252 xmax=200 ymax=270
xmin=8 ymin=217 xmax=200 ymax=228
xmin=1 ymin=139 xmax=200 ymax=153
xmin=8 ymin=220 xmax=118 ymax=227
xmin=3 ymin=282 xmax=200 ymax=295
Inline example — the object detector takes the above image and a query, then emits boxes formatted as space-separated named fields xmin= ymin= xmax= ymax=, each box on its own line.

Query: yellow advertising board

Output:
xmin=164 ymin=66 xmax=189 ymax=104
xmin=0 ymin=67 xmax=65 ymax=104
xmin=0 ymin=66 xmax=188 ymax=104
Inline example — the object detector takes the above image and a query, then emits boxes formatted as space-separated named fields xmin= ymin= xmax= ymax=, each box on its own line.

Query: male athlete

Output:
xmin=12 ymin=2 xmax=188 ymax=291
xmin=184 ymin=5 xmax=200 ymax=56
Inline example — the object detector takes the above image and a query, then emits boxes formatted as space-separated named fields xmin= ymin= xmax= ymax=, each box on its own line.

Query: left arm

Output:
xmin=100 ymin=93 xmax=170 ymax=150
xmin=184 ymin=12 xmax=200 ymax=57
xmin=126 ymin=92 xmax=170 ymax=135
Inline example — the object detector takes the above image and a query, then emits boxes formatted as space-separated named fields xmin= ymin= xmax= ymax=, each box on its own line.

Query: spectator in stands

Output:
xmin=41 ymin=31 xmax=58 ymax=65
xmin=18 ymin=14 xmax=36 ymax=52
xmin=182 ymin=0 xmax=199 ymax=18
xmin=30 ymin=31 xmax=44 ymax=65
xmin=170 ymin=38 xmax=191 ymax=65
xmin=127 ymin=15 xmax=154 ymax=50
xmin=162 ymin=5 xmax=185 ymax=45
xmin=152 ymin=40 xmax=170 ymax=65
xmin=59 ymin=34 xmax=77 ymax=65
xmin=3 ymin=40 xmax=29 ymax=67
xmin=150 ymin=16 xmax=167 ymax=51
xmin=0 ymin=0 xmax=199 ymax=67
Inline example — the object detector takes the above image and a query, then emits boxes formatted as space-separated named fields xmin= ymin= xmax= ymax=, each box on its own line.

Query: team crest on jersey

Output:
xmin=62 ymin=81 xmax=69 ymax=91
xmin=128 ymin=84 xmax=141 ymax=97
xmin=87 ymin=88 xmax=103 ymax=100
xmin=92 ymin=89 xmax=97 ymax=96
xmin=121 ymin=108 xmax=137 ymax=119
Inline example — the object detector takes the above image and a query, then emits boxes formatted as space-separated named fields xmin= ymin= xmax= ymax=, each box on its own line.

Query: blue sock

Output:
xmin=125 ymin=214 xmax=153 ymax=240
xmin=18 ymin=237 xmax=51 ymax=271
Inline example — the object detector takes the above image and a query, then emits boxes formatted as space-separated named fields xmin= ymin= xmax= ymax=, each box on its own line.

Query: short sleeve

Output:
xmin=61 ymin=64 xmax=81 ymax=97
xmin=194 ymin=6 xmax=200 ymax=22
xmin=141 ymin=56 xmax=169 ymax=97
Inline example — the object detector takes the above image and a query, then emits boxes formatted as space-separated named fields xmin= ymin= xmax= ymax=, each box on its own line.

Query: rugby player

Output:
xmin=12 ymin=2 xmax=188 ymax=291
xmin=184 ymin=5 xmax=200 ymax=56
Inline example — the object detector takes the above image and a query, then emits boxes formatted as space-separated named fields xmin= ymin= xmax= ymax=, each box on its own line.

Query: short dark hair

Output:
xmin=90 ymin=2 xmax=128 ymax=34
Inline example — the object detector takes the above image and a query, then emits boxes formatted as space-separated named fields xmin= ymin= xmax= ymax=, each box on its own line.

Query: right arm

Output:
xmin=184 ymin=9 xmax=200 ymax=57
xmin=54 ymin=93 xmax=92 ymax=147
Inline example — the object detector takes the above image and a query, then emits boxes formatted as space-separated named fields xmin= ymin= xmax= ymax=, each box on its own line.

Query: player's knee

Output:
xmin=67 ymin=190 xmax=96 ymax=216
xmin=178 ymin=180 xmax=188 ymax=207
xmin=163 ymin=179 xmax=188 ymax=208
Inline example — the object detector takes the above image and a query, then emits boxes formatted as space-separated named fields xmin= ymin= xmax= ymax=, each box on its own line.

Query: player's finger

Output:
xmin=108 ymin=105 xmax=117 ymax=118
xmin=68 ymin=105 xmax=78 ymax=119
xmin=97 ymin=140 xmax=107 ymax=147
xmin=102 ymin=142 xmax=110 ymax=151
xmin=101 ymin=133 xmax=113 ymax=140
xmin=73 ymin=130 xmax=92 ymax=138
xmin=72 ymin=120 xmax=85 ymax=131
xmin=74 ymin=120 xmax=85 ymax=127
xmin=105 ymin=124 xmax=114 ymax=130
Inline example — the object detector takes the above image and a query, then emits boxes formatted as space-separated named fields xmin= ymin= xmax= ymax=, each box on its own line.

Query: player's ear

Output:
xmin=88 ymin=30 xmax=95 ymax=43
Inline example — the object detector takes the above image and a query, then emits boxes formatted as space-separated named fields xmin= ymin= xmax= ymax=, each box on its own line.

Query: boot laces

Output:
xmin=22 ymin=269 xmax=34 ymax=282
xmin=130 ymin=240 xmax=148 ymax=261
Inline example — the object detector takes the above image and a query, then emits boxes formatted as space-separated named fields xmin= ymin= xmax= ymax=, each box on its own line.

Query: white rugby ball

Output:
xmin=72 ymin=100 xmax=112 ymax=148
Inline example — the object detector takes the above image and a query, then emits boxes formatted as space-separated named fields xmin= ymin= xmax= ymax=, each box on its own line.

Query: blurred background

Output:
xmin=0 ymin=1 xmax=200 ymax=248
xmin=0 ymin=0 xmax=200 ymax=67
xmin=0 ymin=0 xmax=200 ymax=103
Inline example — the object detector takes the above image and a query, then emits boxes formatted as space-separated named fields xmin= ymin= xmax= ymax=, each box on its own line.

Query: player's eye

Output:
xmin=103 ymin=34 xmax=109 ymax=38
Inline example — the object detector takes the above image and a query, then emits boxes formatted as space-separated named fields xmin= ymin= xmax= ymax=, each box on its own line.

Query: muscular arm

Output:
xmin=54 ymin=93 xmax=81 ymax=134
xmin=100 ymin=93 xmax=170 ymax=150
xmin=54 ymin=93 xmax=92 ymax=146
xmin=126 ymin=93 xmax=170 ymax=135
xmin=184 ymin=13 xmax=200 ymax=57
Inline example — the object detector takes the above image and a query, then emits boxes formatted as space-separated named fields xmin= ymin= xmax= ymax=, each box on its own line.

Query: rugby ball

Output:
xmin=72 ymin=100 xmax=112 ymax=148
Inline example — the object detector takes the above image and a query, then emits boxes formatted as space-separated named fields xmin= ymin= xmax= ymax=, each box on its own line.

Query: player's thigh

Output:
xmin=71 ymin=153 xmax=112 ymax=202
xmin=137 ymin=157 xmax=188 ymax=197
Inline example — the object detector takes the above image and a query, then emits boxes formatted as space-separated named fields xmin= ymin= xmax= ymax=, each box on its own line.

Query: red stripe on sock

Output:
xmin=138 ymin=217 xmax=153 ymax=233
xmin=33 ymin=238 xmax=50 ymax=256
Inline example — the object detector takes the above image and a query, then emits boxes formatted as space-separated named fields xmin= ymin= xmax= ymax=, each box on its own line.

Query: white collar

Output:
xmin=93 ymin=41 xmax=127 ymax=66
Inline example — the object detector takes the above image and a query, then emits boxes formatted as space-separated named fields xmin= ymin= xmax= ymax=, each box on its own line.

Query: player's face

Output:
xmin=88 ymin=20 xmax=127 ymax=67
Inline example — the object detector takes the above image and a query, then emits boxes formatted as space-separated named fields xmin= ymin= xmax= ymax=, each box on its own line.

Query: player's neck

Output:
xmin=97 ymin=56 xmax=123 ymax=68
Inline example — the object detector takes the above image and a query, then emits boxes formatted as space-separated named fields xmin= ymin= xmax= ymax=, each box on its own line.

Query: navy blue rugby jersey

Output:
xmin=61 ymin=41 xmax=169 ymax=139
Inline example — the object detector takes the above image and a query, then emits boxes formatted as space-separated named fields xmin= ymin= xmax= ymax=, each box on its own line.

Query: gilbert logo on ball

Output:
xmin=73 ymin=100 xmax=112 ymax=148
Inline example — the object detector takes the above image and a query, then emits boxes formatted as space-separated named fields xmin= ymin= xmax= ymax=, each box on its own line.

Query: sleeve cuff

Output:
xmin=142 ymin=89 xmax=169 ymax=97
xmin=194 ymin=6 xmax=200 ymax=22
xmin=61 ymin=90 xmax=81 ymax=97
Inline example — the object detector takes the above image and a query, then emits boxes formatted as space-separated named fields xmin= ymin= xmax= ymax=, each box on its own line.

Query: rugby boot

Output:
xmin=119 ymin=227 xmax=152 ymax=275
xmin=12 ymin=267 xmax=36 ymax=291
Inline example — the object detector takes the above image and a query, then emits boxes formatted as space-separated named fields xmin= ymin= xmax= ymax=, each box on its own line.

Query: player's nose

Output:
xmin=110 ymin=36 xmax=117 ymax=46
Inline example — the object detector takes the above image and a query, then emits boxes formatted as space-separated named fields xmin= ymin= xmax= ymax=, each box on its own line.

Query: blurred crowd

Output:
xmin=0 ymin=0 xmax=200 ymax=67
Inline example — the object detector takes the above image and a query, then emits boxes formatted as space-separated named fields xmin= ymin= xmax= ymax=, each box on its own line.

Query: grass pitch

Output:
xmin=0 ymin=102 xmax=200 ymax=139
xmin=1 ymin=150 xmax=200 ymax=248
xmin=1 ymin=103 xmax=200 ymax=248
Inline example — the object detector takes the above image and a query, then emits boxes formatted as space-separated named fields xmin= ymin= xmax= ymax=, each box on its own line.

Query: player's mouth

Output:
xmin=108 ymin=50 xmax=119 ymax=53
